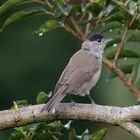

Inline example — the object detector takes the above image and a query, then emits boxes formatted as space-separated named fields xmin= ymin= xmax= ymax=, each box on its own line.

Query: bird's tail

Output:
xmin=41 ymin=88 xmax=65 ymax=112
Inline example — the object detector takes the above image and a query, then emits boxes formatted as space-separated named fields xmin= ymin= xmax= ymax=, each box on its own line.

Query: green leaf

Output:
xmin=70 ymin=5 xmax=82 ymax=16
xmin=105 ymin=36 xmax=121 ymax=48
xmin=86 ymin=2 xmax=102 ymax=16
xmin=12 ymin=100 xmax=28 ymax=108
xmin=47 ymin=121 xmax=63 ymax=129
xmin=34 ymin=20 xmax=61 ymax=35
xmin=55 ymin=4 xmax=73 ymax=17
xmin=104 ymin=43 xmax=140 ymax=59
xmin=64 ymin=120 xmax=72 ymax=129
xmin=9 ymin=131 xmax=24 ymax=140
xmin=0 ymin=8 xmax=45 ymax=32
xmin=132 ymin=59 xmax=140 ymax=85
xmin=13 ymin=101 xmax=19 ymax=112
xmin=127 ymin=32 xmax=140 ymax=42
xmin=82 ymin=129 xmax=89 ymax=140
xmin=9 ymin=126 xmax=31 ymax=140
xmin=81 ymin=3 xmax=86 ymax=13
xmin=0 ymin=0 xmax=29 ymax=15
xmin=36 ymin=91 xmax=49 ymax=104
xmin=35 ymin=123 xmax=48 ymax=133
xmin=61 ymin=127 xmax=80 ymax=140
xmin=89 ymin=128 xmax=108 ymax=140
xmin=112 ymin=0 xmax=130 ymax=15
xmin=105 ymin=0 xmax=111 ymax=6
xmin=100 ymin=21 xmax=123 ymax=33
xmin=108 ymin=64 xmax=134 ymax=79
xmin=68 ymin=128 xmax=79 ymax=140
xmin=135 ymin=98 xmax=140 ymax=105
xmin=107 ymin=4 xmax=131 ymax=22
xmin=108 ymin=11 xmax=125 ymax=21
xmin=33 ymin=133 xmax=55 ymax=140
xmin=80 ymin=2 xmax=103 ymax=16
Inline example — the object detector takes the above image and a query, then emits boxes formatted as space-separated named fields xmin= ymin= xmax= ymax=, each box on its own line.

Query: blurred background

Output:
xmin=0 ymin=3 xmax=138 ymax=140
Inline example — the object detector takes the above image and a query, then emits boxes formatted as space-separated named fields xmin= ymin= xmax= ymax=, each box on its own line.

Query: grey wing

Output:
xmin=65 ymin=64 xmax=99 ymax=93
xmin=53 ymin=51 xmax=100 ymax=94
xmin=53 ymin=64 xmax=74 ymax=94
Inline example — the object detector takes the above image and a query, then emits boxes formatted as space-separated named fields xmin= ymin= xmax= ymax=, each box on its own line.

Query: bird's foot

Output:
xmin=87 ymin=94 xmax=96 ymax=105
xmin=70 ymin=101 xmax=75 ymax=108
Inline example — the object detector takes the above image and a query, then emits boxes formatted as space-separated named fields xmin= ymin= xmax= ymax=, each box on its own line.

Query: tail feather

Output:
xmin=41 ymin=89 xmax=65 ymax=112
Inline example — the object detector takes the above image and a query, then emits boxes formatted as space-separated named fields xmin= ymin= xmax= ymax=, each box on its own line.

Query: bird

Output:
xmin=42 ymin=33 xmax=111 ymax=112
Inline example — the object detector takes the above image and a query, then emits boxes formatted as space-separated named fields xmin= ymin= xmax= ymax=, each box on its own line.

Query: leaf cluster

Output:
xmin=0 ymin=1 xmax=140 ymax=83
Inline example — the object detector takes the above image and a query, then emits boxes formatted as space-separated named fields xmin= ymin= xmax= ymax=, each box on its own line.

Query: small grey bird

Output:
xmin=42 ymin=33 xmax=110 ymax=112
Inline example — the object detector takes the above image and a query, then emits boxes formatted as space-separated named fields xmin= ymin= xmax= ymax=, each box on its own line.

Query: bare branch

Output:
xmin=1 ymin=104 xmax=140 ymax=138
xmin=119 ymin=122 xmax=140 ymax=138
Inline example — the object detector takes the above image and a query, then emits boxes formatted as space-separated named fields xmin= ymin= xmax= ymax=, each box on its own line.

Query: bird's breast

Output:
xmin=76 ymin=67 xmax=102 ymax=96
xmin=88 ymin=68 xmax=101 ymax=89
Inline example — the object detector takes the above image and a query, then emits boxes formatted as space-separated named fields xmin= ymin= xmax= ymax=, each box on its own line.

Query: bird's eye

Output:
xmin=97 ymin=38 xmax=101 ymax=42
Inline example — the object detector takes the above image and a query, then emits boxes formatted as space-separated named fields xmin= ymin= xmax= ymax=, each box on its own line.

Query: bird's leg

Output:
xmin=67 ymin=94 xmax=75 ymax=103
xmin=87 ymin=94 xmax=95 ymax=104
xmin=70 ymin=95 xmax=75 ymax=103
xmin=68 ymin=94 xmax=75 ymax=107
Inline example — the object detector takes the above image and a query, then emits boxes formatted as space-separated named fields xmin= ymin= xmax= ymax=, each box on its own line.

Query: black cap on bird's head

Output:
xmin=83 ymin=33 xmax=112 ymax=48
xmin=82 ymin=33 xmax=112 ymax=50
xmin=82 ymin=33 xmax=111 ymax=50
xmin=87 ymin=33 xmax=105 ymax=42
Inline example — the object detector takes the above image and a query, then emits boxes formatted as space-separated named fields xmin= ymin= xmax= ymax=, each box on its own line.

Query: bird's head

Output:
xmin=82 ymin=33 xmax=112 ymax=51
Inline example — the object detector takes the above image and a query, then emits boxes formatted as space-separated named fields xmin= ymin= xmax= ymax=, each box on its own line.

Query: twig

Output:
xmin=63 ymin=0 xmax=70 ymax=4
xmin=103 ymin=57 xmax=140 ymax=98
xmin=45 ymin=11 xmax=54 ymax=16
xmin=61 ymin=22 xmax=82 ymax=40
xmin=128 ymin=8 xmax=139 ymax=28
xmin=85 ymin=12 xmax=93 ymax=37
xmin=33 ymin=0 xmax=46 ymax=4
xmin=79 ymin=13 xmax=86 ymax=21
xmin=113 ymin=29 xmax=128 ymax=65
xmin=1 ymin=103 xmax=140 ymax=139
xmin=44 ymin=0 xmax=53 ymax=9
xmin=96 ymin=10 xmax=108 ymax=25
xmin=82 ymin=0 xmax=90 ymax=3
xmin=68 ymin=15 xmax=86 ymax=40
xmin=113 ymin=8 xmax=139 ymax=66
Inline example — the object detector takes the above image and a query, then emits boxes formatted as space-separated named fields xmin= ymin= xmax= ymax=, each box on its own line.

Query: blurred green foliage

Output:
xmin=0 ymin=0 xmax=140 ymax=139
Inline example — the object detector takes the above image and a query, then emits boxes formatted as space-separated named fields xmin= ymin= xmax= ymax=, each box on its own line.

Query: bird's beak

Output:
xmin=105 ymin=38 xmax=113 ymax=43
xmin=102 ymin=38 xmax=113 ymax=49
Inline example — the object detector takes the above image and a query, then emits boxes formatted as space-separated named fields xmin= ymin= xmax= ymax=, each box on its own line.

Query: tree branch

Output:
xmin=113 ymin=29 xmax=128 ymax=65
xmin=113 ymin=8 xmax=139 ymax=66
xmin=103 ymin=57 xmax=140 ymax=98
xmin=1 ymin=103 xmax=140 ymax=138
xmin=119 ymin=122 xmax=140 ymax=138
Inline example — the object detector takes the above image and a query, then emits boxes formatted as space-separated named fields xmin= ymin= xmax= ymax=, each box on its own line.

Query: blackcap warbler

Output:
xmin=42 ymin=33 xmax=111 ymax=112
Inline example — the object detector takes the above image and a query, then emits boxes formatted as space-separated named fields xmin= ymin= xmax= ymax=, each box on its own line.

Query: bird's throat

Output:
xmin=82 ymin=41 xmax=104 ymax=59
